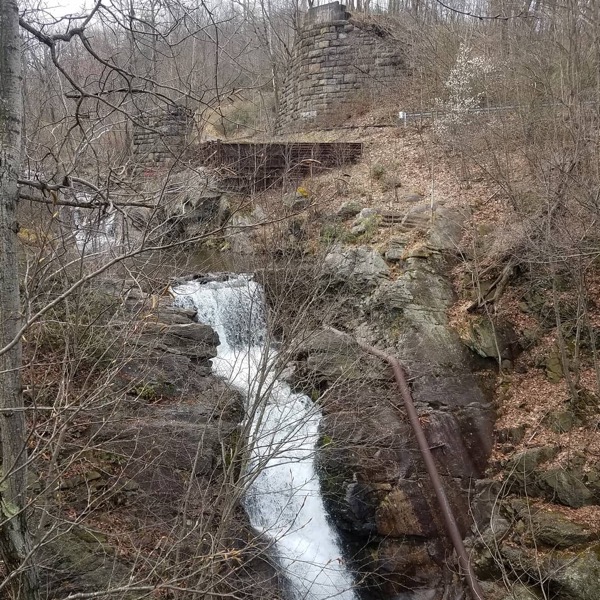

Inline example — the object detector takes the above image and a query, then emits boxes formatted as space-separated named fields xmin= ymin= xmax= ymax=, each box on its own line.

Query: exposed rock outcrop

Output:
xmin=323 ymin=244 xmax=390 ymax=288
xmin=39 ymin=280 xmax=281 ymax=600
xmin=289 ymin=207 xmax=494 ymax=598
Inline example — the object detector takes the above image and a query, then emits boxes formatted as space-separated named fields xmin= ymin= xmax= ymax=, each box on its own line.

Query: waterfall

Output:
xmin=172 ymin=275 xmax=356 ymax=600
xmin=72 ymin=195 xmax=116 ymax=253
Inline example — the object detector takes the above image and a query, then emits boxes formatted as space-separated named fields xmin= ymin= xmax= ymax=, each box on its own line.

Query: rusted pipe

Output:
xmin=326 ymin=327 xmax=485 ymax=600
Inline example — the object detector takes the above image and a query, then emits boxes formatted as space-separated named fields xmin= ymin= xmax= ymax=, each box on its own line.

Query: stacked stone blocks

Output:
xmin=132 ymin=104 xmax=193 ymax=167
xmin=278 ymin=2 xmax=405 ymax=131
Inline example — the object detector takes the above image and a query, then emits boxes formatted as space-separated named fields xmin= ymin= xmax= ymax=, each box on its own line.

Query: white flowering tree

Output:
xmin=434 ymin=42 xmax=494 ymax=139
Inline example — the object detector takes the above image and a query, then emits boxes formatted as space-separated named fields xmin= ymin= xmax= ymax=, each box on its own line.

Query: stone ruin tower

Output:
xmin=277 ymin=2 xmax=406 ymax=132
xmin=132 ymin=104 xmax=193 ymax=169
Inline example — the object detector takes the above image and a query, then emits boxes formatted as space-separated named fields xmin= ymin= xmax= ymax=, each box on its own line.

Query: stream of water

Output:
xmin=172 ymin=274 xmax=356 ymax=600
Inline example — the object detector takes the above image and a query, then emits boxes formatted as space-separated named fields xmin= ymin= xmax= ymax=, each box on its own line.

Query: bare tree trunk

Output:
xmin=0 ymin=1 xmax=40 ymax=598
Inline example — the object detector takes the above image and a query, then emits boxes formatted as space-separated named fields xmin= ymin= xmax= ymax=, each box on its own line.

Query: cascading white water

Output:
xmin=172 ymin=275 xmax=356 ymax=600
xmin=73 ymin=196 xmax=116 ymax=253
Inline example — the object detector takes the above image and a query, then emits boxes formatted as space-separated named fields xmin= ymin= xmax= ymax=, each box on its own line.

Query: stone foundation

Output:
xmin=277 ymin=2 xmax=406 ymax=131
xmin=132 ymin=104 xmax=193 ymax=167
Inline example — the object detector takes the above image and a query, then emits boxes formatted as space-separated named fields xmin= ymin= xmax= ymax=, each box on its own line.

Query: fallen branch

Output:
xmin=468 ymin=257 xmax=518 ymax=312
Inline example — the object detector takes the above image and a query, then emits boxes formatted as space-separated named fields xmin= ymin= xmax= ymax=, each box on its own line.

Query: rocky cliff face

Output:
xmin=40 ymin=204 xmax=600 ymax=600
xmin=276 ymin=198 xmax=600 ymax=600
xmin=282 ymin=207 xmax=494 ymax=599
xmin=38 ymin=281 xmax=281 ymax=600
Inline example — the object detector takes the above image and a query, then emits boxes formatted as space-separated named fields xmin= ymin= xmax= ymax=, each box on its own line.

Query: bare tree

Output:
xmin=0 ymin=1 xmax=41 ymax=597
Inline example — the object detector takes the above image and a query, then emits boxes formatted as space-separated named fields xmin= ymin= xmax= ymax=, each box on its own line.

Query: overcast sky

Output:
xmin=42 ymin=0 xmax=94 ymax=20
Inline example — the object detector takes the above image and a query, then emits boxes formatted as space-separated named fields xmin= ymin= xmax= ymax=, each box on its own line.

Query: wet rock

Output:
xmin=375 ymin=539 xmax=443 ymax=591
xmin=344 ymin=482 xmax=378 ymax=534
xmin=121 ymin=321 xmax=218 ymax=389
xmin=293 ymin=330 xmax=390 ymax=385
xmin=135 ymin=322 xmax=218 ymax=360
xmin=42 ymin=282 xmax=282 ymax=600
xmin=376 ymin=484 xmax=438 ymax=537
xmin=153 ymin=307 xmax=198 ymax=324
xmin=425 ymin=409 xmax=490 ymax=478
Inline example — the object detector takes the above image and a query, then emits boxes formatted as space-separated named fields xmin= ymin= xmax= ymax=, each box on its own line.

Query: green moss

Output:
xmin=133 ymin=383 xmax=158 ymax=401
xmin=319 ymin=434 xmax=333 ymax=448
xmin=320 ymin=223 xmax=344 ymax=243
xmin=370 ymin=164 xmax=386 ymax=180
xmin=354 ymin=215 xmax=381 ymax=243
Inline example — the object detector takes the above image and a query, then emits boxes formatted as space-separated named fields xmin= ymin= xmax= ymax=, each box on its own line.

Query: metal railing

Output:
xmin=398 ymin=104 xmax=530 ymax=126
xmin=398 ymin=101 xmax=597 ymax=126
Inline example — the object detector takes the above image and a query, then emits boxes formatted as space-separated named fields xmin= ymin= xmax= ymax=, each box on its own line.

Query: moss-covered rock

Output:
xmin=545 ymin=548 xmax=600 ymax=600
xmin=539 ymin=469 xmax=594 ymax=508
xmin=543 ymin=409 xmax=583 ymax=433
xmin=545 ymin=350 xmax=564 ymax=383
xmin=463 ymin=316 xmax=519 ymax=361
xmin=510 ymin=501 xmax=596 ymax=548
xmin=505 ymin=446 xmax=559 ymax=492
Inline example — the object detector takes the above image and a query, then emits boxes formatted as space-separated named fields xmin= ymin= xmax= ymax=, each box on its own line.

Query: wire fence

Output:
xmin=398 ymin=101 xmax=598 ymax=126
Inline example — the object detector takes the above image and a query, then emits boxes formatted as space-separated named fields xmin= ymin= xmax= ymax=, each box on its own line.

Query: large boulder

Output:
xmin=323 ymin=245 xmax=389 ymax=288
xmin=500 ymin=546 xmax=600 ymax=600
xmin=159 ymin=170 xmax=233 ymax=239
xmin=505 ymin=447 xmax=596 ymax=508
xmin=510 ymin=502 xmax=597 ymax=548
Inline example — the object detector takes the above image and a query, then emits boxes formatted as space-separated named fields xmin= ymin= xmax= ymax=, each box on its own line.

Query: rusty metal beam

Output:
xmin=195 ymin=141 xmax=363 ymax=190
xmin=326 ymin=327 xmax=485 ymax=600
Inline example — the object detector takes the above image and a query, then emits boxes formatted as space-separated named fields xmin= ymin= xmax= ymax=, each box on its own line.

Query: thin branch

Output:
xmin=433 ymin=0 xmax=534 ymax=21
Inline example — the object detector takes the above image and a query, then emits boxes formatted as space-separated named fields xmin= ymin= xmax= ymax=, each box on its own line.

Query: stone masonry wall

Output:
xmin=277 ymin=2 xmax=405 ymax=132
xmin=132 ymin=104 xmax=193 ymax=168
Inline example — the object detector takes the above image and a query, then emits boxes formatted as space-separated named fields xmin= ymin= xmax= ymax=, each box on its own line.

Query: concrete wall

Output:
xmin=277 ymin=2 xmax=405 ymax=132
